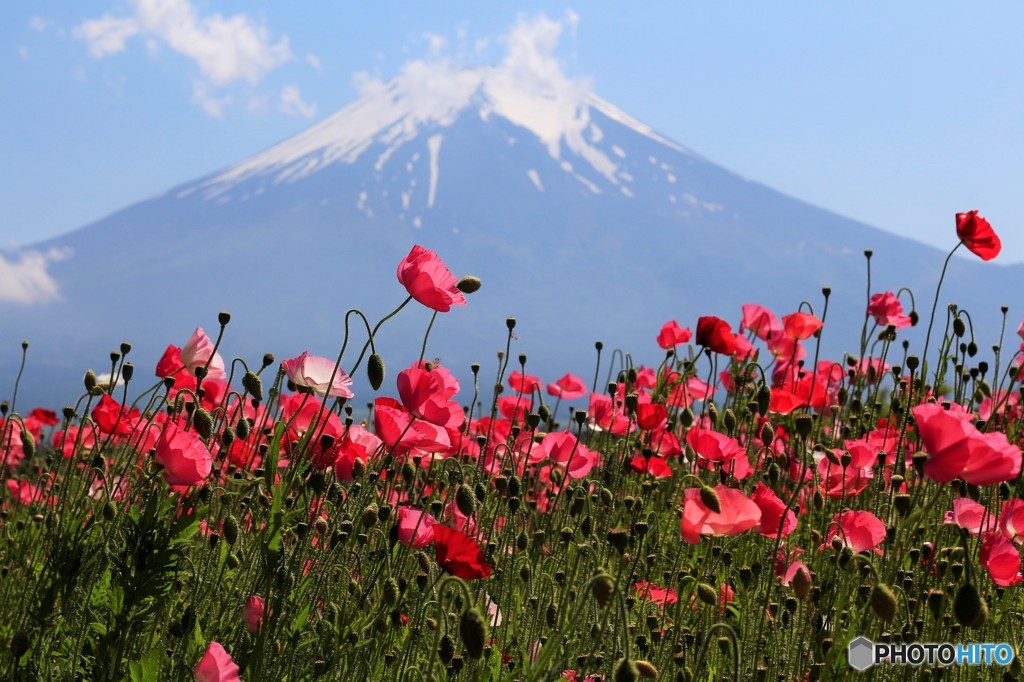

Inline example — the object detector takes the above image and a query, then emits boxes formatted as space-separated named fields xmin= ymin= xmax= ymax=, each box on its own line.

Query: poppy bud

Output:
xmin=792 ymin=566 xmax=812 ymax=600
xmin=699 ymin=485 xmax=721 ymax=514
xmin=242 ymin=371 xmax=263 ymax=402
xmin=222 ymin=515 xmax=239 ymax=546
xmin=456 ymin=276 xmax=482 ymax=294
xmin=953 ymin=582 xmax=988 ymax=628
xmin=459 ymin=607 xmax=487 ymax=659
xmin=367 ymin=354 xmax=386 ymax=391
xmin=438 ymin=634 xmax=455 ymax=664
xmin=759 ymin=422 xmax=774 ymax=446
xmin=19 ymin=430 xmax=34 ymax=459
xmin=84 ymin=370 xmax=97 ymax=392
xmin=218 ymin=311 xmax=231 ymax=326
xmin=193 ymin=408 xmax=214 ymax=440
xmin=361 ymin=504 xmax=379 ymax=528
xmin=608 ymin=528 xmax=630 ymax=553
xmin=794 ymin=415 xmax=813 ymax=438
xmin=869 ymin=584 xmax=898 ymax=622
xmin=455 ymin=485 xmax=476 ymax=517
xmin=506 ymin=317 xmax=516 ymax=331
xmin=893 ymin=494 xmax=912 ymax=516
xmin=635 ymin=660 xmax=658 ymax=679
xmin=382 ymin=578 xmax=399 ymax=606
xmin=756 ymin=384 xmax=771 ymax=416
xmin=613 ymin=657 xmax=639 ymax=682
xmin=953 ymin=316 xmax=966 ymax=338
xmin=707 ymin=403 xmax=718 ymax=427
xmin=696 ymin=583 xmax=718 ymax=607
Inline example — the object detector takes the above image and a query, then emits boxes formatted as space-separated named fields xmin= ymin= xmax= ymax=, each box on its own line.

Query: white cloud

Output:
xmin=423 ymin=32 xmax=448 ymax=57
xmin=192 ymin=82 xmax=231 ymax=118
xmin=0 ymin=248 xmax=71 ymax=304
xmin=305 ymin=53 xmax=321 ymax=71
xmin=76 ymin=0 xmax=292 ymax=84
xmin=75 ymin=0 xmax=293 ymax=117
xmin=75 ymin=15 xmax=139 ymax=57
xmin=18 ymin=46 xmax=30 ymax=61
xmin=279 ymin=84 xmax=316 ymax=119
xmin=29 ymin=16 xmax=54 ymax=32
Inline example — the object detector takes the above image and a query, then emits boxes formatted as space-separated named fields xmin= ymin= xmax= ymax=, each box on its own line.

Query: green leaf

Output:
xmin=128 ymin=649 xmax=163 ymax=682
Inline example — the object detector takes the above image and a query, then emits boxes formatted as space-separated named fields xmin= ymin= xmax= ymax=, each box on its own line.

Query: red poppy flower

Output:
xmin=628 ymin=455 xmax=673 ymax=478
xmin=396 ymin=245 xmax=466 ymax=312
xmin=956 ymin=210 xmax=1001 ymax=261
xmin=913 ymin=402 xmax=1022 ymax=485
xmin=681 ymin=485 xmax=761 ymax=544
xmin=433 ymin=524 xmax=492 ymax=579
xmin=546 ymin=373 xmax=587 ymax=400
xmin=751 ymin=482 xmax=797 ymax=538
xmin=656 ymin=320 xmax=692 ymax=349
xmin=634 ymin=580 xmax=677 ymax=608
xmin=980 ymin=533 xmax=1022 ymax=587
xmin=154 ymin=421 xmax=213 ymax=487
xmin=695 ymin=316 xmax=739 ymax=355
xmin=635 ymin=402 xmax=667 ymax=431
xmin=91 ymin=394 xmax=132 ymax=436
xmin=782 ymin=312 xmax=823 ymax=340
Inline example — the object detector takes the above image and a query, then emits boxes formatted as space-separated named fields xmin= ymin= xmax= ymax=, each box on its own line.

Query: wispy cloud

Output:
xmin=279 ymin=84 xmax=317 ymax=119
xmin=74 ymin=0 xmax=296 ymax=117
xmin=0 ymin=248 xmax=72 ymax=304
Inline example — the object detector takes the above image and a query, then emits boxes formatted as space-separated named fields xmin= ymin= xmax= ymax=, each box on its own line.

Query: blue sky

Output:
xmin=4 ymin=2 xmax=1024 ymax=261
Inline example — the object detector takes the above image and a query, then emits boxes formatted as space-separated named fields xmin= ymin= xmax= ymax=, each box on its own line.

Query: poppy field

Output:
xmin=2 ymin=214 xmax=1024 ymax=681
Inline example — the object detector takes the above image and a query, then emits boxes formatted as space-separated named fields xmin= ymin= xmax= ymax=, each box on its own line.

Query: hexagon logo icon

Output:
xmin=848 ymin=636 xmax=875 ymax=671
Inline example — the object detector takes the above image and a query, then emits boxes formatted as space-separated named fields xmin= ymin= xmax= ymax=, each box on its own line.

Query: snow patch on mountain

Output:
xmin=194 ymin=14 xmax=691 ymax=204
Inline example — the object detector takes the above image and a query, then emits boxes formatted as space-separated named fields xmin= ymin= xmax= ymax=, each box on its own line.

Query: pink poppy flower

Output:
xmin=543 ymin=431 xmax=600 ymax=479
xmin=154 ymin=421 xmax=213 ymax=487
xmin=546 ymin=373 xmax=587 ymax=400
xmin=396 ymin=245 xmax=466 ymax=312
xmin=333 ymin=424 xmax=384 ymax=481
xmin=181 ymin=328 xmax=227 ymax=381
xmin=980 ymin=533 xmax=1022 ymax=586
xmin=741 ymin=303 xmax=782 ymax=341
xmin=913 ymin=402 xmax=1022 ymax=485
xmin=193 ymin=642 xmax=241 ymax=682
xmin=397 ymin=506 xmax=439 ymax=549
xmin=956 ymin=210 xmax=1001 ymax=261
xmin=397 ymin=366 xmax=464 ymax=428
xmin=656 ymin=320 xmax=692 ymax=349
xmin=686 ymin=427 xmax=744 ymax=463
xmin=508 ymin=371 xmax=541 ymax=394
xmin=944 ymin=498 xmax=993 ymax=536
xmin=373 ymin=397 xmax=451 ymax=458
xmin=822 ymin=510 xmax=886 ymax=554
xmin=681 ymin=485 xmax=761 ymax=544
xmin=243 ymin=595 xmax=267 ymax=633
xmin=999 ymin=499 xmax=1024 ymax=544
xmin=751 ymin=482 xmax=797 ymax=538
xmin=867 ymin=291 xmax=912 ymax=328
xmin=281 ymin=351 xmax=354 ymax=399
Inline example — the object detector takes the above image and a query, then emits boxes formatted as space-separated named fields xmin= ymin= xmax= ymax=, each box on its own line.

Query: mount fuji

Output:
xmin=2 ymin=55 xmax=1019 ymax=409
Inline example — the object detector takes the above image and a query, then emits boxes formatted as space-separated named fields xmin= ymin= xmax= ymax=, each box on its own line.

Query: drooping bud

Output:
xmin=635 ymin=660 xmax=658 ymax=679
xmin=696 ymin=583 xmax=718 ymax=607
xmin=756 ymin=384 xmax=771 ymax=416
xmin=869 ymin=583 xmax=898 ymax=622
xmin=459 ymin=607 xmax=487 ymax=659
xmin=791 ymin=565 xmax=812 ymax=600
xmin=222 ymin=515 xmax=239 ymax=546
xmin=368 ymin=354 xmax=386 ymax=391
xmin=455 ymin=485 xmax=476 ymax=517
xmin=193 ymin=408 xmax=214 ymax=440
xmin=84 ymin=370 xmax=97 ymax=392
xmin=592 ymin=570 xmax=615 ymax=607
xmin=953 ymin=582 xmax=988 ymax=628
xmin=242 ymin=371 xmax=263 ymax=402
xmin=699 ymin=485 xmax=721 ymax=514
xmin=613 ymin=657 xmax=639 ymax=682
